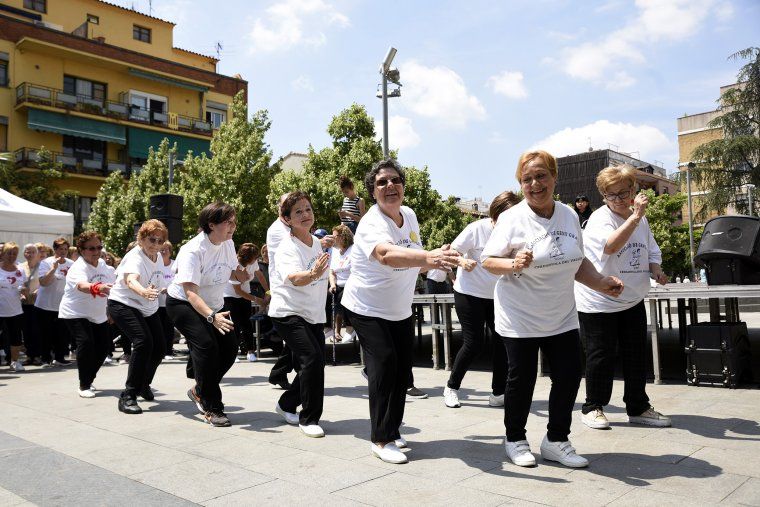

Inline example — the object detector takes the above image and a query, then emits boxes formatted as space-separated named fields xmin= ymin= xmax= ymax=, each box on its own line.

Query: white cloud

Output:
xmin=529 ymin=120 xmax=673 ymax=160
xmin=557 ymin=0 xmax=733 ymax=88
xmin=486 ymin=71 xmax=528 ymax=100
xmin=248 ymin=0 xmax=350 ymax=53
xmin=291 ymin=75 xmax=314 ymax=92
xmin=399 ymin=61 xmax=486 ymax=128
xmin=374 ymin=116 xmax=421 ymax=152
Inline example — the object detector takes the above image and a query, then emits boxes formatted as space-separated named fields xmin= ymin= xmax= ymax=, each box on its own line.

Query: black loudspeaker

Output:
xmin=149 ymin=194 xmax=183 ymax=220
xmin=156 ymin=217 xmax=183 ymax=246
xmin=685 ymin=322 xmax=753 ymax=388
xmin=694 ymin=215 xmax=760 ymax=285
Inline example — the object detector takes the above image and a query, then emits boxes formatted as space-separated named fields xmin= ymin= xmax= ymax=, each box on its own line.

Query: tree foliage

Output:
xmin=0 ymin=148 xmax=78 ymax=211
xmin=642 ymin=189 xmax=702 ymax=278
xmin=88 ymin=92 xmax=276 ymax=254
xmin=689 ymin=47 xmax=760 ymax=219
xmin=268 ymin=103 xmax=474 ymax=247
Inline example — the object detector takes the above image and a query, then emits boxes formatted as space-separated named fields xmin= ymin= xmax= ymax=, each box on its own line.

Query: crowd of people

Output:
xmin=0 ymin=151 xmax=673 ymax=467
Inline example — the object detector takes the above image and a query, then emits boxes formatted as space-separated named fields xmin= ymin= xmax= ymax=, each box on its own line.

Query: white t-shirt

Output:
xmin=158 ymin=260 xmax=175 ymax=307
xmin=268 ymin=234 xmax=328 ymax=324
xmin=223 ymin=261 xmax=259 ymax=298
xmin=0 ymin=267 xmax=26 ymax=317
xmin=452 ymin=218 xmax=499 ymax=299
xmin=167 ymin=232 xmax=237 ymax=312
xmin=426 ymin=268 xmax=448 ymax=283
xmin=575 ymin=205 xmax=662 ymax=313
xmin=341 ymin=205 xmax=423 ymax=321
xmin=481 ymin=200 xmax=584 ymax=338
xmin=108 ymin=246 xmax=165 ymax=317
xmin=34 ymin=257 xmax=74 ymax=311
xmin=58 ymin=258 xmax=113 ymax=324
xmin=329 ymin=246 xmax=353 ymax=287
xmin=266 ymin=218 xmax=290 ymax=286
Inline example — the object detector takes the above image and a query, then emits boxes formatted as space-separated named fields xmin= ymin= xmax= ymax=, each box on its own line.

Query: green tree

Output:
xmin=0 ymin=148 xmax=78 ymax=211
xmin=643 ymin=189 xmax=702 ymax=278
xmin=689 ymin=47 xmax=760 ymax=219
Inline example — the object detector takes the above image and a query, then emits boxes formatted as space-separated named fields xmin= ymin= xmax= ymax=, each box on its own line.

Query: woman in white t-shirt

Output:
xmin=223 ymin=243 xmax=268 ymax=362
xmin=108 ymin=220 xmax=169 ymax=415
xmin=0 ymin=242 xmax=29 ymax=372
xmin=166 ymin=202 xmax=245 ymax=428
xmin=158 ymin=241 xmax=177 ymax=358
xmin=35 ymin=237 xmax=75 ymax=366
xmin=269 ymin=191 xmax=330 ymax=438
xmin=328 ymin=224 xmax=354 ymax=342
xmin=443 ymin=191 xmax=521 ymax=410
xmin=482 ymin=150 xmax=624 ymax=469
xmin=58 ymin=231 xmax=114 ymax=398
xmin=341 ymin=159 xmax=460 ymax=464
xmin=576 ymin=165 xmax=670 ymax=431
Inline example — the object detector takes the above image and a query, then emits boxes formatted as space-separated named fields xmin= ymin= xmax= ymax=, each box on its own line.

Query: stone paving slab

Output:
xmin=1 ymin=354 xmax=759 ymax=506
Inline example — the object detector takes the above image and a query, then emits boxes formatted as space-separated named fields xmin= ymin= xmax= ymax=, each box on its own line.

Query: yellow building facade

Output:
xmin=0 ymin=0 xmax=246 ymax=227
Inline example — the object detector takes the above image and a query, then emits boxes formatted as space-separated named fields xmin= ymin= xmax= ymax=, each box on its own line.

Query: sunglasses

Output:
xmin=84 ymin=245 xmax=103 ymax=252
xmin=603 ymin=190 xmax=632 ymax=202
xmin=146 ymin=236 xmax=165 ymax=244
xmin=376 ymin=176 xmax=403 ymax=188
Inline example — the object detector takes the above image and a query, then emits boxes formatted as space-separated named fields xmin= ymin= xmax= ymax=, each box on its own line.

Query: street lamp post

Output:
xmin=379 ymin=47 xmax=398 ymax=159
xmin=686 ymin=162 xmax=696 ymax=280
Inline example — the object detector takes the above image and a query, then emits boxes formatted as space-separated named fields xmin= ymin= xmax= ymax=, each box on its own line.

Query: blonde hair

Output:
xmin=515 ymin=150 xmax=558 ymax=182
xmin=596 ymin=164 xmax=637 ymax=196
xmin=1 ymin=242 xmax=19 ymax=257
xmin=332 ymin=224 xmax=354 ymax=248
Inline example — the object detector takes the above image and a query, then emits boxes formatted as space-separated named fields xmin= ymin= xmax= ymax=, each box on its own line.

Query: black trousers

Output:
xmin=166 ymin=296 xmax=238 ymax=412
xmin=224 ymin=297 xmax=254 ymax=353
xmin=108 ymin=300 xmax=165 ymax=399
xmin=21 ymin=305 xmax=40 ymax=357
xmin=447 ymin=291 xmax=506 ymax=395
xmin=501 ymin=330 xmax=582 ymax=442
xmin=64 ymin=318 xmax=110 ymax=390
xmin=269 ymin=342 xmax=294 ymax=384
xmin=37 ymin=308 xmax=70 ymax=362
xmin=579 ymin=301 xmax=650 ymax=416
xmin=347 ymin=309 xmax=414 ymax=443
xmin=158 ymin=306 xmax=175 ymax=354
xmin=272 ymin=316 xmax=325 ymax=425
xmin=1 ymin=315 xmax=24 ymax=352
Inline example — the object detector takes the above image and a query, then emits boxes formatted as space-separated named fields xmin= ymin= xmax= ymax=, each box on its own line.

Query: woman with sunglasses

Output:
xmin=108 ymin=220 xmax=168 ymax=414
xmin=166 ymin=202 xmax=244 ymax=427
xmin=576 ymin=165 xmax=670 ymax=431
xmin=58 ymin=231 xmax=114 ymax=398
xmin=342 ymin=159 xmax=460 ymax=464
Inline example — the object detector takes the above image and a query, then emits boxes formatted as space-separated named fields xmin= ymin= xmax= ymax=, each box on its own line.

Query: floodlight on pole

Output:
xmin=381 ymin=47 xmax=397 ymax=74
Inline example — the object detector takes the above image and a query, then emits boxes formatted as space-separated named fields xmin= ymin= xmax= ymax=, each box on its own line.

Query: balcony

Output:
xmin=16 ymin=82 xmax=213 ymax=137
xmin=14 ymin=147 xmax=130 ymax=177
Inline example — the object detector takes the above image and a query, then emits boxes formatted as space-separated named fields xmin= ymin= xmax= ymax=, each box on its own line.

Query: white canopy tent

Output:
xmin=0 ymin=188 xmax=74 ymax=248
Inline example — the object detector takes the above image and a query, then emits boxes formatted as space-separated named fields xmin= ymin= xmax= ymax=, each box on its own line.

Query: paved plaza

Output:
xmin=1 ymin=338 xmax=759 ymax=507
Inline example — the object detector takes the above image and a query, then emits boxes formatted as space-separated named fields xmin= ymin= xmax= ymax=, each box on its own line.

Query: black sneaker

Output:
xmin=118 ymin=397 xmax=143 ymax=415
xmin=140 ymin=386 xmax=155 ymax=401
xmin=187 ymin=387 xmax=205 ymax=414
xmin=406 ymin=386 xmax=428 ymax=399
xmin=204 ymin=411 xmax=231 ymax=427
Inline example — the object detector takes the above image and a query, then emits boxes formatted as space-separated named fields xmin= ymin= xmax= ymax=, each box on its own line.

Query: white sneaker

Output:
xmin=443 ymin=386 xmax=461 ymax=408
xmin=628 ymin=406 xmax=672 ymax=427
xmin=10 ymin=361 xmax=25 ymax=372
xmin=540 ymin=435 xmax=588 ymax=468
xmin=324 ymin=329 xmax=334 ymax=340
xmin=504 ymin=439 xmax=536 ymax=467
xmin=103 ymin=356 xmax=114 ymax=365
xmin=89 ymin=384 xmax=96 ymax=391
xmin=371 ymin=442 xmax=407 ymax=464
xmin=341 ymin=330 xmax=356 ymax=343
xmin=163 ymin=355 xmax=173 ymax=361
xmin=299 ymin=424 xmax=325 ymax=438
xmin=488 ymin=393 xmax=504 ymax=407
xmin=234 ymin=356 xmax=240 ymax=363
xmin=246 ymin=352 xmax=257 ymax=362
xmin=78 ymin=388 xmax=96 ymax=398
xmin=395 ymin=437 xmax=407 ymax=448
xmin=582 ymin=408 xmax=610 ymax=429
xmin=275 ymin=403 xmax=299 ymax=425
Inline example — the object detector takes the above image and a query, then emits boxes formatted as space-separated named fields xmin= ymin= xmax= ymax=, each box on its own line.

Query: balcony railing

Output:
xmin=16 ymin=82 xmax=213 ymax=136
xmin=14 ymin=147 xmax=130 ymax=177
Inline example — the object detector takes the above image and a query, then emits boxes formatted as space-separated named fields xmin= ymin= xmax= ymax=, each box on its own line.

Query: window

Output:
xmin=62 ymin=135 xmax=105 ymax=163
xmin=205 ymin=107 xmax=226 ymax=129
xmin=133 ymin=25 xmax=151 ymax=43
xmin=0 ymin=61 xmax=7 ymax=87
xmin=87 ymin=14 xmax=99 ymax=24
xmin=23 ymin=0 xmax=46 ymax=13
xmin=63 ymin=75 xmax=106 ymax=101
xmin=80 ymin=197 xmax=93 ymax=222
xmin=0 ymin=117 xmax=7 ymax=152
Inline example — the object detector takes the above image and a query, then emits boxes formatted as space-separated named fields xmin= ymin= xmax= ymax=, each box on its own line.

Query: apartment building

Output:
xmin=0 ymin=0 xmax=246 ymax=227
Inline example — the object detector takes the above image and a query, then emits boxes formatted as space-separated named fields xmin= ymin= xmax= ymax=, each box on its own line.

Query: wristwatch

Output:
xmin=206 ymin=311 xmax=216 ymax=323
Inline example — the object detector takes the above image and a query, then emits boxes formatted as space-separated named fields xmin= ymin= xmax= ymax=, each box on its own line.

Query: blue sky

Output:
xmin=115 ymin=0 xmax=757 ymax=201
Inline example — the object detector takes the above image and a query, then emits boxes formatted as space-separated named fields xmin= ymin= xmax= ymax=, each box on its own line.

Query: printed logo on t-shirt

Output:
xmin=147 ymin=270 xmax=164 ymax=287
xmin=5 ymin=275 xmax=17 ymax=285
xmin=618 ymin=242 xmax=648 ymax=274
xmin=548 ymin=237 xmax=565 ymax=260
xmin=208 ymin=263 xmax=232 ymax=286
xmin=410 ymin=231 xmax=419 ymax=244
xmin=58 ymin=267 xmax=69 ymax=278
xmin=528 ymin=229 xmax=583 ymax=270
xmin=89 ymin=273 xmax=110 ymax=283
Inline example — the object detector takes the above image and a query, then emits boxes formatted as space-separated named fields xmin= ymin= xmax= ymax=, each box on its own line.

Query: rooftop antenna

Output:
xmin=608 ymin=143 xmax=619 ymax=152
xmin=148 ymin=0 xmax=153 ymax=16
xmin=587 ymin=137 xmax=592 ymax=152
xmin=215 ymin=41 xmax=223 ymax=59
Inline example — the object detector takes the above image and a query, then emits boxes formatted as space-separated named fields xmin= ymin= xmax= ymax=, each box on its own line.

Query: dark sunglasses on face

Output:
xmin=84 ymin=245 xmax=103 ymax=252
xmin=146 ymin=236 xmax=165 ymax=244
xmin=376 ymin=177 xmax=403 ymax=188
